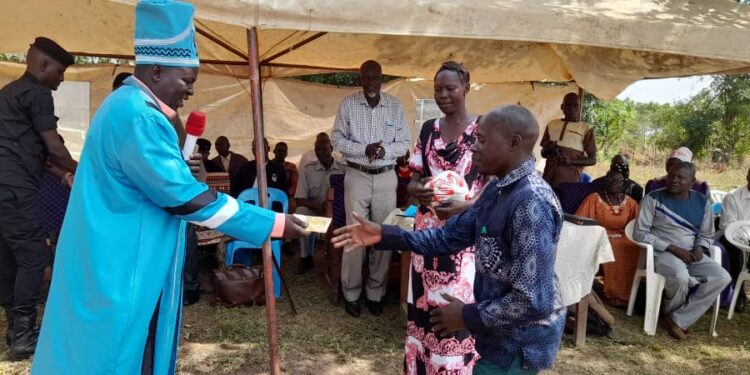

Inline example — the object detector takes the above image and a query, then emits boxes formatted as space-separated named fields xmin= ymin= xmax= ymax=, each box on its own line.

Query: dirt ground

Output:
xmin=1 ymin=163 xmax=749 ymax=374
xmin=3 ymin=252 xmax=750 ymax=375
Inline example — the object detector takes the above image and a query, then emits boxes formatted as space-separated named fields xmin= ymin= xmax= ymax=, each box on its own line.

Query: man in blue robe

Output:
xmin=30 ymin=1 xmax=307 ymax=374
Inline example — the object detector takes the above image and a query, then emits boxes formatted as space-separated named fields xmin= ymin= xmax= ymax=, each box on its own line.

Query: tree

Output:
xmin=709 ymin=74 xmax=750 ymax=161
xmin=582 ymin=94 xmax=638 ymax=157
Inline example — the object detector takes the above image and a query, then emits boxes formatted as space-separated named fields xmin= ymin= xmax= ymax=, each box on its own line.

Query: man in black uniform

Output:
xmin=0 ymin=37 xmax=78 ymax=360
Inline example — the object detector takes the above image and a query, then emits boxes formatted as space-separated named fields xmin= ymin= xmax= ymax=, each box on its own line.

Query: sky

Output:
xmin=616 ymin=75 xmax=714 ymax=104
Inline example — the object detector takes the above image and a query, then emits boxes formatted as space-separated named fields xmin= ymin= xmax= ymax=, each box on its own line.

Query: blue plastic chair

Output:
xmin=712 ymin=202 xmax=722 ymax=216
xmin=225 ymin=187 xmax=288 ymax=298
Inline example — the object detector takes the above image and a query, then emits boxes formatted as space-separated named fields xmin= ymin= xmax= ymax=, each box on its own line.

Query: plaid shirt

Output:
xmin=331 ymin=91 xmax=410 ymax=167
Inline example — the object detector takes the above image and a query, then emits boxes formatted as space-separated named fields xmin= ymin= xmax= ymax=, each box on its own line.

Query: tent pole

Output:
xmin=578 ymin=87 xmax=584 ymax=118
xmin=247 ymin=26 xmax=282 ymax=375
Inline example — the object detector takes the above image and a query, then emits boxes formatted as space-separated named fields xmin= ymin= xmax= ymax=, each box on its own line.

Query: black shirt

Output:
xmin=0 ymin=72 xmax=58 ymax=191
xmin=230 ymin=159 xmax=289 ymax=211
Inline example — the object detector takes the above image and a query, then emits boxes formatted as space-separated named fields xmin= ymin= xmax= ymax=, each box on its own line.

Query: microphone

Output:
xmin=182 ymin=111 xmax=206 ymax=160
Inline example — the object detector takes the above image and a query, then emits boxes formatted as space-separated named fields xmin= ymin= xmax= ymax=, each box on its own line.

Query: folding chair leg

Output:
xmin=627 ymin=275 xmax=641 ymax=316
xmin=710 ymin=297 xmax=719 ymax=337
xmin=728 ymin=275 xmax=747 ymax=320
xmin=644 ymin=276 xmax=664 ymax=336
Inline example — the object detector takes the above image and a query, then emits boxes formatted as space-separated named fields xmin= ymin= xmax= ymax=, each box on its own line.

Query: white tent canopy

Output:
xmin=0 ymin=61 xmax=577 ymax=162
xmin=2 ymin=0 xmax=750 ymax=98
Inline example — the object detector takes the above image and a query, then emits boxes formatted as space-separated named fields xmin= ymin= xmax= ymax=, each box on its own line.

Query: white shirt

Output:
xmin=220 ymin=154 xmax=231 ymax=173
xmin=718 ymin=186 xmax=750 ymax=238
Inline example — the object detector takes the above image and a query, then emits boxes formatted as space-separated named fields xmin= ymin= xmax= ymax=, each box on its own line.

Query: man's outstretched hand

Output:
xmin=331 ymin=212 xmax=382 ymax=252
xmin=282 ymin=214 xmax=309 ymax=239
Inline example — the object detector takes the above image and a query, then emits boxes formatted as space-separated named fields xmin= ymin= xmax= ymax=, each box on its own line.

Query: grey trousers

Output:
xmin=655 ymin=251 xmax=731 ymax=329
xmin=342 ymin=168 xmax=396 ymax=302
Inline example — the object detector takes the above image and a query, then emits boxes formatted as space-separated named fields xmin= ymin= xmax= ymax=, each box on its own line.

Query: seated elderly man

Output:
xmin=717 ymin=167 xmax=750 ymax=312
xmin=294 ymin=137 xmax=345 ymax=273
xmin=634 ymin=161 xmax=730 ymax=339
xmin=645 ymin=147 xmax=709 ymax=196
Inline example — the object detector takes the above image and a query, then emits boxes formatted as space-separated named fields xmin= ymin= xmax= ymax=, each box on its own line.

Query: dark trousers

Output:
xmin=183 ymin=224 xmax=201 ymax=304
xmin=141 ymin=296 xmax=160 ymax=375
xmin=721 ymin=235 xmax=747 ymax=284
xmin=0 ymin=187 xmax=50 ymax=317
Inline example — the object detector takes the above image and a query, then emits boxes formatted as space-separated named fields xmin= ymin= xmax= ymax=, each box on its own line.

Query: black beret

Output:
xmin=30 ymin=37 xmax=74 ymax=67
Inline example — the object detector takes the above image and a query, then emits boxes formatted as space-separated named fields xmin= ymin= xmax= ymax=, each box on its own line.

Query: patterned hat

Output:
xmin=134 ymin=0 xmax=199 ymax=68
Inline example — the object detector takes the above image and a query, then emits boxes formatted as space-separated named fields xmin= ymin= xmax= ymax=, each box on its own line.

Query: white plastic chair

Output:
xmin=625 ymin=220 xmax=720 ymax=336
xmin=725 ymin=220 xmax=750 ymax=320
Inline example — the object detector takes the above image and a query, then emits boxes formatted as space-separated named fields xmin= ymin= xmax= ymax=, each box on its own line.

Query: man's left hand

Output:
xmin=374 ymin=145 xmax=385 ymax=160
xmin=187 ymin=153 xmax=202 ymax=178
xmin=430 ymin=293 xmax=465 ymax=335
xmin=690 ymin=246 xmax=705 ymax=262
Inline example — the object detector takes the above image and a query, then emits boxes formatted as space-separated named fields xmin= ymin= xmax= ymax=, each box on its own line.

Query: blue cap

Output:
xmin=134 ymin=0 xmax=199 ymax=68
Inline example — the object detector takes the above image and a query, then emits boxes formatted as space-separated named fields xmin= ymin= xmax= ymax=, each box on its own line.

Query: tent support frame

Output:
xmin=260 ymin=32 xmax=327 ymax=65
xmin=246 ymin=26 xmax=282 ymax=375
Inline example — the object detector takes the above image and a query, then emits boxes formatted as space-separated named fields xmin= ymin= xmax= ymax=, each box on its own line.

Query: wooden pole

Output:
xmin=247 ymin=26 xmax=281 ymax=375
xmin=578 ymin=87 xmax=584 ymax=118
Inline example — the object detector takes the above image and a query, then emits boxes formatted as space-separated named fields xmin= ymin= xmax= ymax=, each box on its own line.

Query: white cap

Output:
xmin=669 ymin=147 xmax=693 ymax=162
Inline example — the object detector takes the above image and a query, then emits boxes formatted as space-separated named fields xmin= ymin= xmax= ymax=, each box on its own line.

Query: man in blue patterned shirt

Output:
xmin=333 ymin=105 xmax=565 ymax=374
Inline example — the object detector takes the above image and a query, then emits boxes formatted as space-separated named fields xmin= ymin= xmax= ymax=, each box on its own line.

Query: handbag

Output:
xmin=212 ymin=264 xmax=265 ymax=306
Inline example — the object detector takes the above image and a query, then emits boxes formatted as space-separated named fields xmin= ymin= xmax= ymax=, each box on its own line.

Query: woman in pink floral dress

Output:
xmin=404 ymin=62 xmax=485 ymax=375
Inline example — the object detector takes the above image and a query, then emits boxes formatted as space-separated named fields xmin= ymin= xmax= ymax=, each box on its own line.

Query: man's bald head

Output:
xmin=483 ymin=105 xmax=539 ymax=153
xmin=360 ymin=60 xmax=382 ymax=73
xmin=472 ymin=105 xmax=540 ymax=177
xmin=360 ymin=60 xmax=382 ymax=100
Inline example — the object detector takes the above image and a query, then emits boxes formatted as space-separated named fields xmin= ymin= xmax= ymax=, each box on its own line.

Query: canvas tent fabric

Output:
xmin=1 ymin=0 xmax=749 ymax=98
xmin=0 ymin=61 xmax=576 ymax=164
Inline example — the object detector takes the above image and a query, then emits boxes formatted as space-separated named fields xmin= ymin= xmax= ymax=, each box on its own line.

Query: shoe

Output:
xmin=9 ymin=314 xmax=38 ymax=361
xmin=660 ymin=315 xmax=686 ymax=340
xmin=366 ymin=299 xmax=383 ymax=316
xmin=344 ymin=300 xmax=361 ymax=318
xmin=183 ymin=289 xmax=200 ymax=306
xmin=295 ymin=256 xmax=314 ymax=275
